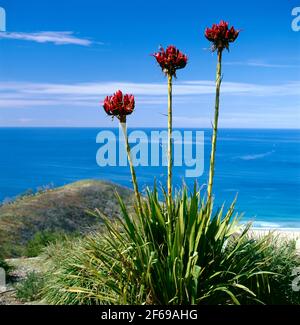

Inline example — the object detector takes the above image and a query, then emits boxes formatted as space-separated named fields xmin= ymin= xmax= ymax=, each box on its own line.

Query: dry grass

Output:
xmin=0 ymin=180 xmax=134 ymax=257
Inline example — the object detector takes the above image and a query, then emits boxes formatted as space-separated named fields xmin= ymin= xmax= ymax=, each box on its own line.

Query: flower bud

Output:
xmin=152 ymin=45 xmax=188 ymax=77
xmin=205 ymin=21 xmax=239 ymax=52
xmin=102 ymin=90 xmax=135 ymax=121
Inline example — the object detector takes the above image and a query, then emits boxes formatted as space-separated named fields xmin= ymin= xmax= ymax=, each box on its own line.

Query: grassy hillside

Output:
xmin=0 ymin=180 xmax=134 ymax=258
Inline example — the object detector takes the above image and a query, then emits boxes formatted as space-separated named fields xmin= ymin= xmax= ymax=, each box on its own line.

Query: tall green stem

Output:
xmin=120 ymin=120 xmax=142 ymax=214
xmin=167 ymin=73 xmax=173 ymax=206
xmin=207 ymin=49 xmax=223 ymax=204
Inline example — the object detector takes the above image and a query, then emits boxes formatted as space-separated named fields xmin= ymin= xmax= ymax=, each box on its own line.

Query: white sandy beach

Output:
xmin=251 ymin=229 xmax=300 ymax=241
xmin=250 ymin=229 xmax=300 ymax=255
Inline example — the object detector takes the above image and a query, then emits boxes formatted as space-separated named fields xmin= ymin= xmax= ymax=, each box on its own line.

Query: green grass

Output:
xmin=25 ymin=230 xmax=79 ymax=257
xmin=42 ymin=235 xmax=117 ymax=305
xmin=257 ymin=236 xmax=300 ymax=304
xmin=41 ymin=185 xmax=300 ymax=305
xmin=16 ymin=271 xmax=45 ymax=302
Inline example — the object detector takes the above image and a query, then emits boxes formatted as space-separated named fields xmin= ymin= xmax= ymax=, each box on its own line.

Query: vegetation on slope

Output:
xmin=0 ymin=180 xmax=134 ymax=258
xmin=42 ymin=188 xmax=300 ymax=305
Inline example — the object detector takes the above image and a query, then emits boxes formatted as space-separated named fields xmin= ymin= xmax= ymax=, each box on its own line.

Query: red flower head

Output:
xmin=103 ymin=90 xmax=135 ymax=122
xmin=152 ymin=45 xmax=188 ymax=77
xmin=205 ymin=21 xmax=239 ymax=52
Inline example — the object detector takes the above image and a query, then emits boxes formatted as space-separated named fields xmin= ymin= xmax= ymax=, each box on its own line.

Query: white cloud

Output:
xmin=17 ymin=118 xmax=34 ymax=124
xmin=0 ymin=31 xmax=95 ymax=46
xmin=224 ymin=60 xmax=299 ymax=68
xmin=0 ymin=80 xmax=299 ymax=109
xmin=172 ymin=112 xmax=300 ymax=129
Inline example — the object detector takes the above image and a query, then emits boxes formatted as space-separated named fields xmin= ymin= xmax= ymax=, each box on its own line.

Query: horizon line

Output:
xmin=0 ymin=126 xmax=299 ymax=130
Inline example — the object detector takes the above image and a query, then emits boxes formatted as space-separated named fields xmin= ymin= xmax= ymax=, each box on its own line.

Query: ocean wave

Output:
xmin=223 ymin=188 xmax=239 ymax=192
xmin=252 ymin=221 xmax=282 ymax=228
xmin=235 ymin=150 xmax=275 ymax=161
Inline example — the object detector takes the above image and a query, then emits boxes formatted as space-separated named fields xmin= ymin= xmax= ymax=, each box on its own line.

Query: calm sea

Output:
xmin=0 ymin=127 xmax=299 ymax=229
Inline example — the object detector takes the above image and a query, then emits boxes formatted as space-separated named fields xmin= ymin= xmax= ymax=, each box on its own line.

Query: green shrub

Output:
xmin=43 ymin=186 xmax=280 ymax=305
xmin=16 ymin=271 xmax=45 ymax=302
xmin=257 ymin=236 xmax=300 ymax=304
xmin=0 ymin=253 xmax=12 ymax=274
xmin=42 ymin=235 xmax=115 ymax=305
xmin=0 ymin=257 xmax=10 ymax=273
xmin=25 ymin=231 xmax=76 ymax=257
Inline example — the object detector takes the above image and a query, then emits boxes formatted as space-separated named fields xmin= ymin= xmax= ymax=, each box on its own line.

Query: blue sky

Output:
xmin=0 ymin=0 xmax=299 ymax=128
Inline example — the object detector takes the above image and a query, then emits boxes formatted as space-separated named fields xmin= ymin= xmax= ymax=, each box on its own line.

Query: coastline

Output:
xmin=0 ymin=129 xmax=299 ymax=226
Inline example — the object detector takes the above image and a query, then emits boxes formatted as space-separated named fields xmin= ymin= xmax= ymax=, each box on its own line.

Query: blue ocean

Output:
xmin=0 ymin=127 xmax=299 ymax=229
